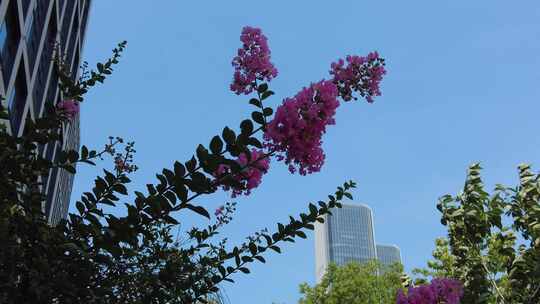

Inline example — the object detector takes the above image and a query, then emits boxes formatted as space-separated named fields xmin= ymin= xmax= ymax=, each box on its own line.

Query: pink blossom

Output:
xmin=230 ymin=26 xmax=278 ymax=95
xmin=264 ymin=80 xmax=339 ymax=175
xmin=330 ymin=51 xmax=386 ymax=103
xmin=214 ymin=149 xmax=270 ymax=197
xmin=56 ymin=99 xmax=79 ymax=120
xmin=214 ymin=205 xmax=224 ymax=217
xmin=396 ymin=278 xmax=463 ymax=304
xmin=115 ymin=158 xmax=126 ymax=172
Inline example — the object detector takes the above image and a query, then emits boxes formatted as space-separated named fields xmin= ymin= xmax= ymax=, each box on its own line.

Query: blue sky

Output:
xmin=71 ymin=1 xmax=540 ymax=303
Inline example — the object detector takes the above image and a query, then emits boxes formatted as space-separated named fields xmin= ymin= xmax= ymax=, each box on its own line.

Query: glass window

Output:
xmin=0 ymin=22 xmax=6 ymax=53
xmin=25 ymin=4 xmax=36 ymax=41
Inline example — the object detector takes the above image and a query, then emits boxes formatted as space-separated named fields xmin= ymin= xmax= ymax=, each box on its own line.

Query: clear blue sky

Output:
xmin=71 ymin=1 xmax=540 ymax=303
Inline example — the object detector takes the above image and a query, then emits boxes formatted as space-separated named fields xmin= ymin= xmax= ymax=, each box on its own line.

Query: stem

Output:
xmin=254 ymin=79 xmax=268 ymax=127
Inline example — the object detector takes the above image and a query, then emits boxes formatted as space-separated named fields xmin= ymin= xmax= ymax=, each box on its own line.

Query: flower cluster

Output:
xmin=214 ymin=149 xmax=270 ymax=197
xmin=56 ymin=99 xmax=80 ymax=120
xmin=113 ymin=141 xmax=138 ymax=174
xmin=396 ymin=278 xmax=463 ymax=304
xmin=230 ymin=26 xmax=278 ymax=95
xmin=330 ymin=52 xmax=386 ymax=103
xmin=264 ymin=80 xmax=339 ymax=175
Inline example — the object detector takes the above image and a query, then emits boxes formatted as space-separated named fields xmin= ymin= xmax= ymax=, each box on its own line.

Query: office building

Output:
xmin=315 ymin=203 xmax=377 ymax=282
xmin=376 ymin=244 xmax=402 ymax=268
xmin=0 ymin=0 xmax=91 ymax=224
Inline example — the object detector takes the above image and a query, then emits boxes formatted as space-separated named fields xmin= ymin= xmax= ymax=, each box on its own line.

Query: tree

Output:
xmin=412 ymin=237 xmax=457 ymax=284
xmin=0 ymin=26 xmax=387 ymax=303
xmin=298 ymin=260 xmax=404 ymax=304
xmin=414 ymin=163 xmax=540 ymax=304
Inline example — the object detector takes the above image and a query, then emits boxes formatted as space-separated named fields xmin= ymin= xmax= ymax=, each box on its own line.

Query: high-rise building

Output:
xmin=315 ymin=203 xmax=377 ymax=283
xmin=376 ymin=244 xmax=402 ymax=267
xmin=0 ymin=0 xmax=91 ymax=224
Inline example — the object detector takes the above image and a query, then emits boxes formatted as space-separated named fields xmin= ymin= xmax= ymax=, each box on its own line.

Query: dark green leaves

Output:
xmin=186 ymin=156 xmax=197 ymax=173
xmin=185 ymin=204 xmax=210 ymax=219
xmin=240 ymin=119 xmax=254 ymax=135
xmin=222 ymin=127 xmax=236 ymax=145
xmin=210 ymin=136 xmax=223 ymax=154
xmin=249 ymin=98 xmax=262 ymax=107
xmin=262 ymin=107 xmax=273 ymax=116
xmin=174 ymin=161 xmax=186 ymax=176
xmin=251 ymin=111 xmax=265 ymax=124
xmin=257 ymin=83 xmax=268 ymax=93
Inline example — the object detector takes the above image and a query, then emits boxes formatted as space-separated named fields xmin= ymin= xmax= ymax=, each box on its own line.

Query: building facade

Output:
xmin=315 ymin=203 xmax=377 ymax=282
xmin=376 ymin=244 xmax=402 ymax=267
xmin=0 ymin=0 xmax=91 ymax=224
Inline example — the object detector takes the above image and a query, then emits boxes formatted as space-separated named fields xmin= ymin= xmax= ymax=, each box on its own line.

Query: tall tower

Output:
xmin=376 ymin=244 xmax=402 ymax=268
xmin=0 ymin=0 xmax=91 ymax=224
xmin=315 ymin=203 xmax=377 ymax=283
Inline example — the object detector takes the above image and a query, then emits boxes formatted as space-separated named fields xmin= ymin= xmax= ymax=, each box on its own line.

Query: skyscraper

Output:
xmin=0 ymin=0 xmax=91 ymax=224
xmin=376 ymin=244 xmax=402 ymax=267
xmin=315 ymin=203 xmax=377 ymax=283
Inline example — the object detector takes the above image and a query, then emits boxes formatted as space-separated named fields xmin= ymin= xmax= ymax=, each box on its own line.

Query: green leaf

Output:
xmin=238 ymin=267 xmax=250 ymax=274
xmin=247 ymin=137 xmax=263 ymax=148
xmin=269 ymin=245 xmax=281 ymax=253
xmin=263 ymin=107 xmax=273 ymax=116
xmin=81 ymin=146 xmax=89 ymax=159
xmin=309 ymin=203 xmax=318 ymax=215
xmin=252 ymin=111 xmax=265 ymax=124
xmin=164 ymin=215 xmax=179 ymax=224
xmin=76 ymin=201 xmax=85 ymax=214
xmin=257 ymin=83 xmax=268 ymax=93
xmin=186 ymin=204 xmax=210 ymax=219
xmin=223 ymin=127 xmax=236 ymax=145
xmin=261 ymin=90 xmax=274 ymax=100
xmin=210 ymin=136 xmax=223 ymax=154
xmin=174 ymin=161 xmax=186 ymax=176
xmin=113 ymin=184 xmax=128 ymax=195
xmin=240 ymin=119 xmax=254 ymax=135
xmin=249 ymin=98 xmax=262 ymax=107
xmin=186 ymin=156 xmax=197 ymax=172
xmin=173 ymin=184 xmax=188 ymax=201
xmin=63 ymin=165 xmax=76 ymax=174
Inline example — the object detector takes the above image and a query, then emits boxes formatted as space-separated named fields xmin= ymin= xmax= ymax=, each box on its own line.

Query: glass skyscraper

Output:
xmin=376 ymin=244 xmax=402 ymax=267
xmin=0 ymin=0 xmax=91 ymax=224
xmin=315 ymin=203 xmax=377 ymax=282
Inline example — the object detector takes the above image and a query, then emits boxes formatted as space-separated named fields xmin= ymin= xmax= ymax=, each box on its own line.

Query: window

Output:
xmin=9 ymin=64 xmax=28 ymax=134
xmin=0 ymin=22 xmax=6 ymax=54
xmin=25 ymin=4 xmax=35 ymax=40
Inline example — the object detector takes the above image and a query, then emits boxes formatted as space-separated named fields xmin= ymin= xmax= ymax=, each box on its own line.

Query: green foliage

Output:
xmin=298 ymin=260 xmax=404 ymax=304
xmin=0 ymin=42 xmax=358 ymax=304
xmin=412 ymin=237 xmax=457 ymax=284
xmin=415 ymin=163 xmax=540 ymax=304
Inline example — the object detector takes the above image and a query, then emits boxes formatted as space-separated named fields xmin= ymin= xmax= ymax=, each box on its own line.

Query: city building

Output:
xmin=315 ymin=203 xmax=377 ymax=283
xmin=376 ymin=244 xmax=402 ymax=267
xmin=0 ymin=0 xmax=91 ymax=224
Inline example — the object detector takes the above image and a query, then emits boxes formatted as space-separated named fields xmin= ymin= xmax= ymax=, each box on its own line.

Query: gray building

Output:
xmin=315 ymin=203 xmax=377 ymax=283
xmin=0 ymin=0 xmax=91 ymax=224
xmin=376 ymin=244 xmax=402 ymax=267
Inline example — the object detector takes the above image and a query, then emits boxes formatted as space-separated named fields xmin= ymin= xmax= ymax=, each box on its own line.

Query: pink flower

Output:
xmin=56 ymin=99 xmax=79 ymax=120
xmin=264 ymin=80 xmax=339 ymax=175
xmin=214 ymin=205 xmax=224 ymax=217
xmin=396 ymin=278 xmax=463 ymax=304
xmin=330 ymin=51 xmax=386 ymax=103
xmin=230 ymin=26 xmax=278 ymax=95
xmin=115 ymin=158 xmax=126 ymax=172
xmin=214 ymin=149 xmax=270 ymax=197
